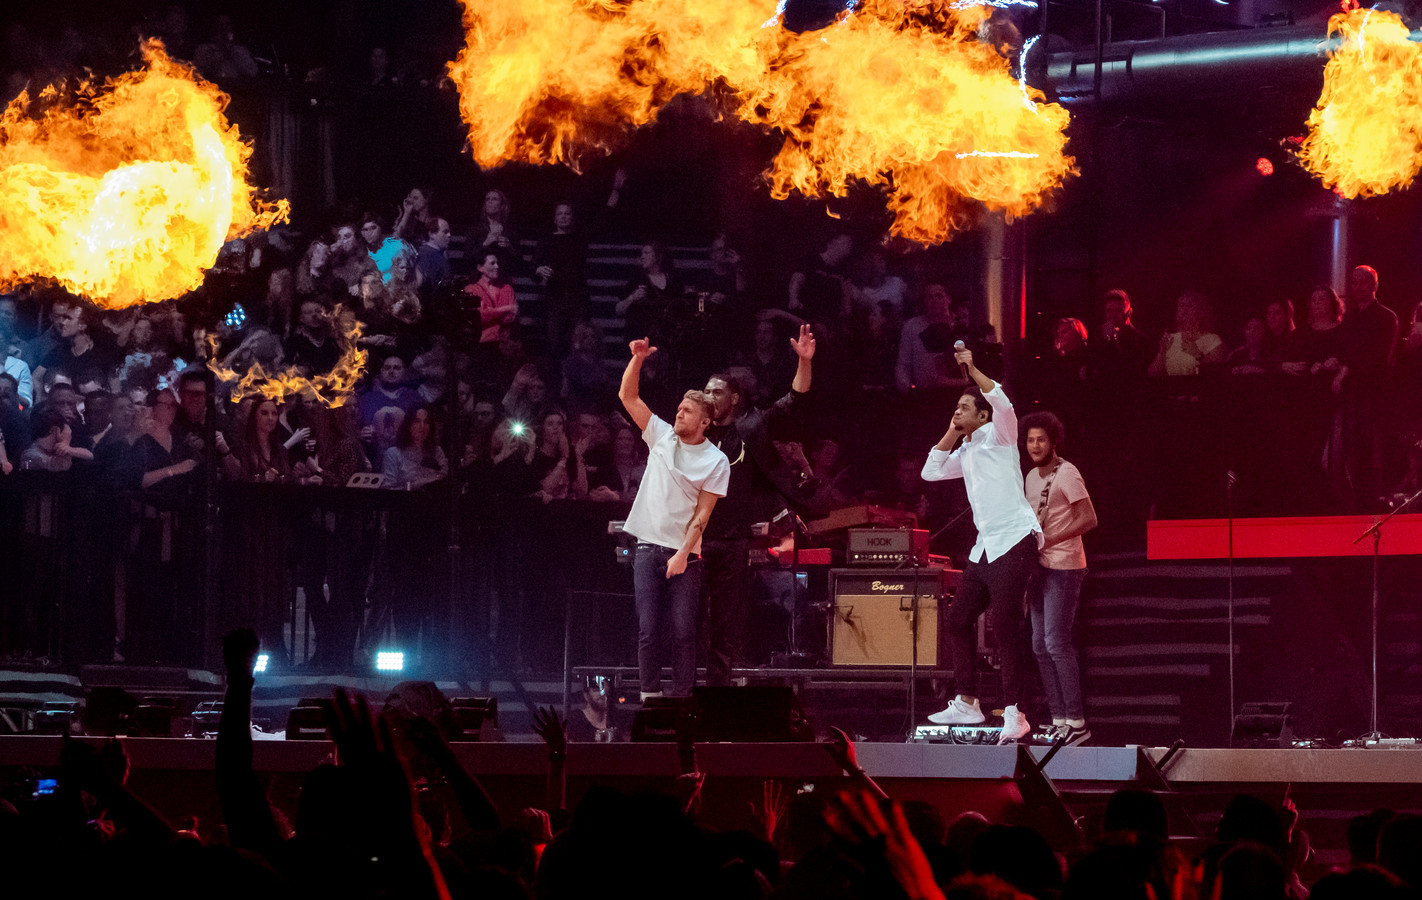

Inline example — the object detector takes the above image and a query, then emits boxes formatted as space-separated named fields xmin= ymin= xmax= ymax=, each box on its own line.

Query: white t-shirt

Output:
xmin=623 ymin=414 xmax=730 ymax=554
xmin=1163 ymin=332 xmax=1223 ymax=376
xmin=1025 ymin=458 xmax=1090 ymax=570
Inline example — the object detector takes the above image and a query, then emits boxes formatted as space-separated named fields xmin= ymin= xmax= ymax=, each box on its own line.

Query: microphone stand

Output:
xmin=899 ymin=503 xmax=973 ymax=739
xmin=1351 ymin=488 xmax=1422 ymax=741
xmin=1226 ymin=470 xmax=1236 ymax=743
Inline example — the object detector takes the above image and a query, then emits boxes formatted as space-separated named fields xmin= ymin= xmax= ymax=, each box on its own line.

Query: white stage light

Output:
xmin=375 ymin=651 xmax=405 ymax=672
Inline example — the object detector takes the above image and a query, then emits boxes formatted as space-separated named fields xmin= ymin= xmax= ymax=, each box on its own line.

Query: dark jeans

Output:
xmin=634 ymin=542 xmax=701 ymax=696
xmin=1028 ymin=565 xmax=1088 ymax=720
xmin=946 ymin=533 xmax=1038 ymax=704
xmin=699 ymin=538 xmax=750 ymax=687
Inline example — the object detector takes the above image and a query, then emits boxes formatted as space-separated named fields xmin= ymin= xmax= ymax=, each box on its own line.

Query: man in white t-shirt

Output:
xmin=921 ymin=347 xmax=1042 ymax=743
xmin=619 ymin=337 xmax=730 ymax=699
xmin=1022 ymin=411 xmax=1098 ymax=747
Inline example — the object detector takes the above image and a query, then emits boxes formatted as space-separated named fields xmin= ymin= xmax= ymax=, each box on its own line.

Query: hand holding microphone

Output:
xmin=953 ymin=340 xmax=971 ymax=379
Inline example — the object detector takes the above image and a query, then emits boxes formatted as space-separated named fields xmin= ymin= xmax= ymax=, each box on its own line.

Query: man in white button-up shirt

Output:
xmin=920 ymin=347 xmax=1042 ymax=743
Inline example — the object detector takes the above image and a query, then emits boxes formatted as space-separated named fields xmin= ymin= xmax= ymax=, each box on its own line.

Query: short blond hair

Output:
xmin=682 ymin=389 xmax=714 ymax=422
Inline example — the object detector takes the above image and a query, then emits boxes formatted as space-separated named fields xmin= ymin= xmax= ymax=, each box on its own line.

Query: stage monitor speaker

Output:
xmin=830 ymin=567 xmax=943 ymax=667
xmin=691 ymin=686 xmax=813 ymax=742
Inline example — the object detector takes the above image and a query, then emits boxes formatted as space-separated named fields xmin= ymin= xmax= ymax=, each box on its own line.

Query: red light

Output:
xmin=1256 ymin=158 xmax=1275 ymax=177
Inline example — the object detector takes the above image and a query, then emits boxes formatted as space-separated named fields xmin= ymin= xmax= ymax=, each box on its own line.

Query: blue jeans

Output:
xmin=633 ymin=543 xmax=701 ymax=696
xmin=1028 ymin=565 xmax=1087 ymax=720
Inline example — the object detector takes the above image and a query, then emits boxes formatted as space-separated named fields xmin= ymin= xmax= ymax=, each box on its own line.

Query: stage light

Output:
xmin=253 ymin=653 xmax=268 ymax=674
xmin=1256 ymin=158 xmax=1275 ymax=176
xmin=375 ymin=651 xmax=405 ymax=672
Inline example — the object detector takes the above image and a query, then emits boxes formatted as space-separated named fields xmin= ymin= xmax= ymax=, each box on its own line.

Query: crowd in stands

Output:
xmin=1 ymin=628 xmax=1419 ymax=899
xmin=4 ymin=170 xmax=1422 ymax=670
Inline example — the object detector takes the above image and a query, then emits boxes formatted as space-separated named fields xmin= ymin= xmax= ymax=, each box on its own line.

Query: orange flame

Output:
xmin=1299 ymin=8 xmax=1422 ymax=199
xmin=449 ymin=0 xmax=1073 ymax=243
xmin=0 ymin=40 xmax=288 ymax=307
xmin=208 ymin=309 xmax=367 ymax=407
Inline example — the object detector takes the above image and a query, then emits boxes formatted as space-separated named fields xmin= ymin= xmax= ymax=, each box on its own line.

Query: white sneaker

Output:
xmin=927 ymin=696 xmax=985 ymax=725
xmin=998 ymin=705 xmax=1030 ymax=744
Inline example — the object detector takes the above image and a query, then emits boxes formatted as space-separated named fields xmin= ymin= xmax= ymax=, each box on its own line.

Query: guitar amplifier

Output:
xmin=830 ymin=567 xmax=944 ymax=667
xmin=847 ymin=528 xmax=929 ymax=566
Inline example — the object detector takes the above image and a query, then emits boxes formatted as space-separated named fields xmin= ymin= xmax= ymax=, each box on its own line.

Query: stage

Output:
xmin=1 ymin=735 xmax=1417 ymax=870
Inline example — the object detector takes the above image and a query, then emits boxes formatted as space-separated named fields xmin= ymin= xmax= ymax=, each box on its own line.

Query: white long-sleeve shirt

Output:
xmin=920 ymin=381 xmax=1042 ymax=563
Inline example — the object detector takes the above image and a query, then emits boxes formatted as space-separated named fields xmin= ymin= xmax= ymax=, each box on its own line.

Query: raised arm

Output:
xmin=790 ymin=323 xmax=815 ymax=393
xmin=618 ymin=338 xmax=656 ymax=432
xmin=953 ymin=345 xmax=1018 ymax=444
xmin=215 ymin=628 xmax=285 ymax=859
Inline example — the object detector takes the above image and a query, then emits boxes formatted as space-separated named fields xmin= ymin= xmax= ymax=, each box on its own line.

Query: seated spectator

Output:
xmin=382 ymin=404 xmax=448 ymax=489
xmin=502 ymin=364 xmax=551 ymax=426
xmin=192 ymin=14 xmax=258 ymax=84
xmin=896 ymin=283 xmax=964 ymax=393
xmin=560 ymin=320 xmax=612 ymax=410
xmin=329 ymin=223 xmax=373 ymax=288
xmin=416 ymin=217 xmax=453 ymax=293
xmin=530 ymin=408 xmax=587 ymax=502
xmin=394 ymin=185 xmax=437 ymax=243
xmin=261 ymin=268 xmax=297 ymax=339
xmin=285 ymin=299 xmax=341 ymax=375
xmin=1148 ymin=290 xmax=1226 ymax=376
xmin=616 ymin=242 xmax=684 ymax=344
xmin=361 ymin=212 xmax=410 ymax=280
xmin=295 ymin=239 xmax=347 ymax=300
xmin=788 ymin=232 xmax=853 ymax=324
xmin=1228 ymin=315 xmax=1277 ymax=375
xmin=847 ymin=246 xmax=907 ymax=315
xmin=602 ymin=424 xmax=646 ymax=503
xmin=359 ymin=354 xmax=420 ymax=455
xmin=738 ymin=315 xmax=797 ymax=409
xmin=19 ymin=403 xmax=92 ymax=473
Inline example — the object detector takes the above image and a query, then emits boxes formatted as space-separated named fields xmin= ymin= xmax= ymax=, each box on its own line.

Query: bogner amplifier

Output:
xmin=847 ymin=528 xmax=930 ymax=566
xmin=830 ymin=567 xmax=943 ymax=667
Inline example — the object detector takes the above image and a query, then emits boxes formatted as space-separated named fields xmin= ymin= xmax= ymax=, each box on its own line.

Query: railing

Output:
xmin=0 ymin=370 xmax=1391 ymax=670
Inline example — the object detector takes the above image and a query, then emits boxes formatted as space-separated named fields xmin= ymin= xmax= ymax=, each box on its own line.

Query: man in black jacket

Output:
xmin=700 ymin=323 xmax=817 ymax=685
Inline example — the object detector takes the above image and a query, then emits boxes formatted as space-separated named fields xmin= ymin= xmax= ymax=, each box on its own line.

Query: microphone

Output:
xmin=953 ymin=339 xmax=968 ymax=378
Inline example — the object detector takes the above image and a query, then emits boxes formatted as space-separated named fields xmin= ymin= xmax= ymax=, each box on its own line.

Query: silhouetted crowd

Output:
xmin=1 ymin=629 xmax=1419 ymax=900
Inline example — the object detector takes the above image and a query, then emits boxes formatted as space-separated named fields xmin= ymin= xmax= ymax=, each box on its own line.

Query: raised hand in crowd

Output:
xmin=533 ymin=705 xmax=569 ymax=814
xmin=748 ymin=779 xmax=788 ymax=844
xmin=825 ymin=725 xmax=890 ymax=800
xmin=327 ymin=688 xmax=452 ymax=900
xmin=826 ymin=788 xmax=946 ymax=900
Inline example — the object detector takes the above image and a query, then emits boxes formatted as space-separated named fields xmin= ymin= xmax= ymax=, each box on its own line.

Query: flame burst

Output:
xmin=1300 ymin=8 xmax=1422 ymax=199
xmin=208 ymin=311 xmax=367 ymax=407
xmin=450 ymin=0 xmax=1073 ymax=243
xmin=0 ymin=40 xmax=288 ymax=307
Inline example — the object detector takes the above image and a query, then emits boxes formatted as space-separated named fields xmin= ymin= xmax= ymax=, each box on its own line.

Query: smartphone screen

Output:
xmin=33 ymin=778 xmax=57 ymax=798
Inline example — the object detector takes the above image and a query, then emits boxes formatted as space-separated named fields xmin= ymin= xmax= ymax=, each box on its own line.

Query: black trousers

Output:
xmin=945 ymin=533 xmax=1038 ymax=704
xmin=699 ymin=538 xmax=750 ymax=687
